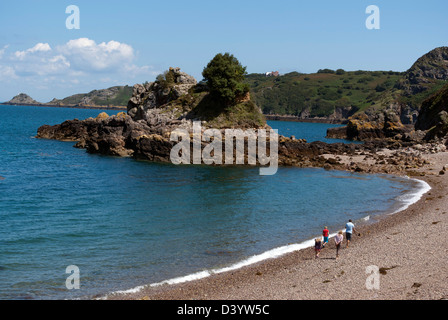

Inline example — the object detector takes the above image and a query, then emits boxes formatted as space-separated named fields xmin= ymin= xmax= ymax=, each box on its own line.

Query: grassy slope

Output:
xmin=396 ymin=81 xmax=448 ymax=109
xmin=246 ymin=71 xmax=404 ymax=117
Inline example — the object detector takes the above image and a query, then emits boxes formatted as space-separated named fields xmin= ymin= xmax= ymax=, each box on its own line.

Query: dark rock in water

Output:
xmin=327 ymin=106 xmax=413 ymax=142
xmin=346 ymin=109 xmax=411 ymax=141
xmin=326 ymin=126 xmax=347 ymax=140
xmin=37 ymin=119 xmax=87 ymax=142
xmin=37 ymin=111 xmax=174 ymax=160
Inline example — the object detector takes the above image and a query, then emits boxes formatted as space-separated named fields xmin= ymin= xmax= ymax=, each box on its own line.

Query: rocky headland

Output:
xmin=4 ymin=86 xmax=131 ymax=109
xmin=35 ymin=65 xmax=448 ymax=177
xmin=37 ymin=67 xmax=268 ymax=162
xmin=327 ymin=47 xmax=448 ymax=142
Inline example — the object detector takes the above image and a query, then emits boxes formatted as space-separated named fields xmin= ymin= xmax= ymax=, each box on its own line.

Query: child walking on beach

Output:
xmin=322 ymin=226 xmax=329 ymax=248
xmin=334 ymin=231 xmax=343 ymax=259
xmin=314 ymin=238 xmax=322 ymax=259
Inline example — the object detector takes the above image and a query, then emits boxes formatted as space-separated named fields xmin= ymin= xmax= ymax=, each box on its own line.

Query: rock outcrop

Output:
xmin=328 ymin=106 xmax=356 ymax=122
xmin=127 ymin=67 xmax=198 ymax=121
xmin=37 ymin=111 xmax=174 ymax=160
xmin=415 ymin=83 xmax=448 ymax=141
xmin=397 ymin=47 xmax=448 ymax=95
xmin=7 ymin=93 xmax=41 ymax=105
xmin=37 ymin=109 xmax=435 ymax=175
xmin=37 ymin=67 xmax=267 ymax=162
xmin=328 ymin=47 xmax=448 ymax=141
xmin=327 ymin=105 xmax=411 ymax=141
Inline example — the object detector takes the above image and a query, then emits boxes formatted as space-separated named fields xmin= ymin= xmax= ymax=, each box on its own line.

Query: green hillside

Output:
xmin=247 ymin=47 xmax=448 ymax=120
xmin=246 ymin=70 xmax=403 ymax=117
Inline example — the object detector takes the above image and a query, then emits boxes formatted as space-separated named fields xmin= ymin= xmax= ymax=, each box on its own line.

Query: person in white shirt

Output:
xmin=345 ymin=219 xmax=358 ymax=248
xmin=334 ymin=230 xmax=344 ymax=259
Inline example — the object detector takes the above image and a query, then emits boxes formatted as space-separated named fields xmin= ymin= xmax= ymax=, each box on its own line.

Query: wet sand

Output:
xmin=106 ymin=152 xmax=448 ymax=300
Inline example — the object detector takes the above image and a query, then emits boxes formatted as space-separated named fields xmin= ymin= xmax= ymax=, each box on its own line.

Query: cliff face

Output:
xmin=415 ymin=83 xmax=448 ymax=140
xmin=127 ymin=67 xmax=198 ymax=122
xmin=397 ymin=47 xmax=448 ymax=95
xmin=328 ymin=47 xmax=448 ymax=141
xmin=376 ymin=47 xmax=448 ymax=124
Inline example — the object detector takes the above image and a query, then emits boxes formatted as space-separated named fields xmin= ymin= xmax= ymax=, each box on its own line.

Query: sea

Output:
xmin=0 ymin=105 xmax=430 ymax=300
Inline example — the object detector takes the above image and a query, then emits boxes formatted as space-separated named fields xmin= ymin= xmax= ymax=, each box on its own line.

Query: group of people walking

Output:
xmin=314 ymin=220 xmax=359 ymax=259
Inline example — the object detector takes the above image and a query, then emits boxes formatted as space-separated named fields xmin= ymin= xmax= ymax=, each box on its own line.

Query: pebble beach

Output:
xmin=107 ymin=151 xmax=448 ymax=300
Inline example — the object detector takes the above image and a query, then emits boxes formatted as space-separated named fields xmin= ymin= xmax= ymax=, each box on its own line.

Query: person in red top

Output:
xmin=322 ymin=226 xmax=329 ymax=248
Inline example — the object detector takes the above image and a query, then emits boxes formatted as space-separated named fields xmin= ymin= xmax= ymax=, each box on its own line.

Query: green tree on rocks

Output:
xmin=202 ymin=53 xmax=250 ymax=105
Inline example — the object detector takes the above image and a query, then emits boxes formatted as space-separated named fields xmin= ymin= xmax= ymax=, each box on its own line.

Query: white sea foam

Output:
xmin=103 ymin=236 xmax=330 ymax=298
xmin=390 ymin=177 xmax=431 ymax=214
xmin=103 ymin=176 xmax=431 ymax=299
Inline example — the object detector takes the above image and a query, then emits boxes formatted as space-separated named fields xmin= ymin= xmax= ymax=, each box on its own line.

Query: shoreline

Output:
xmin=105 ymin=151 xmax=448 ymax=300
xmin=102 ymin=174 xmax=429 ymax=298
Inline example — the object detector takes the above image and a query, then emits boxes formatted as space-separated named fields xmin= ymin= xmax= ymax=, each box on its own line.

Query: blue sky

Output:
xmin=0 ymin=0 xmax=447 ymax=102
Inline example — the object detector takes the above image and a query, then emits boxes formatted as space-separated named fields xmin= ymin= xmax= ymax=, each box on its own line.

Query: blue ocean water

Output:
xmin=0 ymin=105 xmax=425 ymax=300
xmin=267 ymin=120 xmax=362 ymax=144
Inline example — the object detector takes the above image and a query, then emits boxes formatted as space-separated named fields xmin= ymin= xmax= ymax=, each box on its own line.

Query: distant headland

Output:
xmin=1 ymin=87 xmax=130 ymax=110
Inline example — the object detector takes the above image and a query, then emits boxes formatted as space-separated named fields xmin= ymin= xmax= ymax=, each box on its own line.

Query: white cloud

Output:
xmin=14 ymin=43 xmax=51 ymax=60
xmin=57 ymin=38 xmax=135 ymax=72
xmin=0 ymin=45 xmax=9 ymax=59
xmin=0 ymin=65 xmax=17 ymax=80
xmin=12 ymin=51 xmax=70 ymax=77
xmin=0 ymin=38 xmax=157 ymax=101
xmin=6 ymin=38 xmax=147 ymax=76
xmin=29 ymin=43 xmax=52 ymax=53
